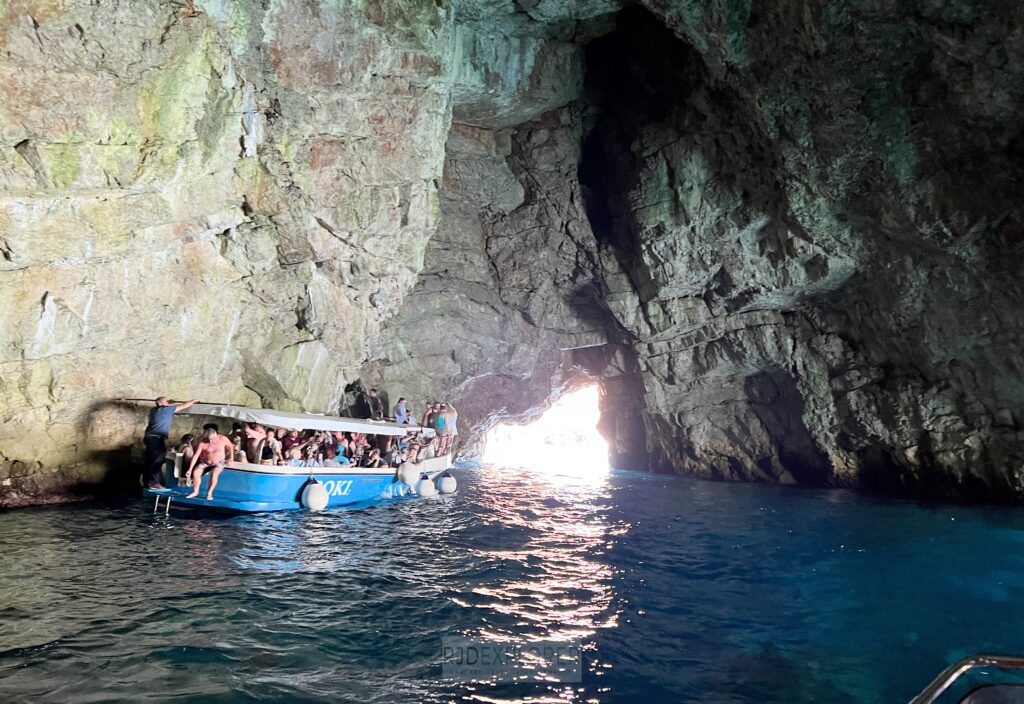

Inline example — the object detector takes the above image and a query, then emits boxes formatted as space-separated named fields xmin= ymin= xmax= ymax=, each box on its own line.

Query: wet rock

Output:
xmin=573 ymin=5 xmax=1024 ymax=499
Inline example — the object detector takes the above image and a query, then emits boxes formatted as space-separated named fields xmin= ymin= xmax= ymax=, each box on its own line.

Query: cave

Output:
xmin=2 ymin=1 xmax=1024 ymax=506
xmin=8 ymin=5 xmax=1024 ymax=704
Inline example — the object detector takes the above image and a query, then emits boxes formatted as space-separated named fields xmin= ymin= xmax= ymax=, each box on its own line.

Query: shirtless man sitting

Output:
xmin=186 ymin=423 xmax=234 ymax=500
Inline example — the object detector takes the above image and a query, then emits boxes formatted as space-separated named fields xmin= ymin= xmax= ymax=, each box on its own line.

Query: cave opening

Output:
xmin=481 ymin=385 xmax=611 ymax=481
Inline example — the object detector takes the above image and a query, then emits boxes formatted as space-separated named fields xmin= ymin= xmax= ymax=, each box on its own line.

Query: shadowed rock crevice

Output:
xmin=360 ymin=110 xmax=616 ymax=452
xmin=744 ymin=370 xmax=831 ymax=487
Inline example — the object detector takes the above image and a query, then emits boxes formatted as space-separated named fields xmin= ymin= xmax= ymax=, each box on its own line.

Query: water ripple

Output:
xmin=5 ymin=468 xmax=1024 ymax=702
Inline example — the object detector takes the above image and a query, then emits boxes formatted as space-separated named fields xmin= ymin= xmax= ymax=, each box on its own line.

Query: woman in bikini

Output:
xmin=260 ymin=428 xmax=283 ymax=465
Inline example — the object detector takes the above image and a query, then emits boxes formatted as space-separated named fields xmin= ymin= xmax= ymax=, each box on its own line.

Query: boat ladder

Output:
xmin=153 ymin=494 xmax=172 ymax=514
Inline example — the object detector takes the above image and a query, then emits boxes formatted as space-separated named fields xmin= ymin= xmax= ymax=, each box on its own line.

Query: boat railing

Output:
xmin=910 ymin=654 xmax=1024 ymax=704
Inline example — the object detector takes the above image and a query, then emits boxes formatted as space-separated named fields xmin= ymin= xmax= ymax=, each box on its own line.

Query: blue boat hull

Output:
xmin=143 ymin=455 xmax=452 ymax=512
xmin=144 ymin=465 xmax=409 ymax=512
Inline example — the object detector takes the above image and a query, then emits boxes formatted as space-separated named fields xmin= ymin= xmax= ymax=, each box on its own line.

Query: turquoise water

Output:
xmin=3 ymin=466 xmax=1024 ymax=703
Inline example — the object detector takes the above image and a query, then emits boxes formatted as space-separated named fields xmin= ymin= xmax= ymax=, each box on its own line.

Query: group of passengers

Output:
xmin=365 ymin=389 xmax=459 ymax=455
xmin=364 ymin=386 xmax=456 ymax=442
xmin=176 ymin=423 xmax=441 ymax=473
xmin=173 ymin=424 xmax=442 ymax=498
xmin=424 ymin=400 xmax=459 ymax=456
xmin=142 ymin=393 xmax=459 ymax=498
xmin=382 ymin=392 xmax=460 ymax=456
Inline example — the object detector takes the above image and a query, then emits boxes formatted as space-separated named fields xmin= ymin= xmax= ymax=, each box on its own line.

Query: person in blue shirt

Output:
xmin=142 ymin=396 xmax=198 ymax=489
xmin=394 ymin=397 xmax=409 ymax=424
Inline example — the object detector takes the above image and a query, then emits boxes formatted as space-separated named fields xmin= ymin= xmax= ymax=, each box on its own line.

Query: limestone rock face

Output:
xmin=579 ymin=4 xmax=1024 ymax=498
xmin=0 ymin=0 xmax=452 ymax=504
xmin=376 ymin=1 xmax=1024 ymax=501
xmin=360 ymin=111 xmax=611 ymax=451
xmin=448 ymin=0 xmax=620 ymax=127
xmin=2 ymin=0 xmax=1024 ymax=505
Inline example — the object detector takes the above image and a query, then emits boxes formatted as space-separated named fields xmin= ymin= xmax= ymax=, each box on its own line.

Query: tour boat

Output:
xmin=143 ymin=403 xmax=454 ymax=513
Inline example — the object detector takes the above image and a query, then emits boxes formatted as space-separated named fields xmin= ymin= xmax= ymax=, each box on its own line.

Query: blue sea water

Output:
xmin=2 ymin=465 xmax=1024 ymax=703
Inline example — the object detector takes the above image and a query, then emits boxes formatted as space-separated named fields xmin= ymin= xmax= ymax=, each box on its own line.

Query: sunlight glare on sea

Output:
xmin=6 ymin=467 xmax=1024 ymax=702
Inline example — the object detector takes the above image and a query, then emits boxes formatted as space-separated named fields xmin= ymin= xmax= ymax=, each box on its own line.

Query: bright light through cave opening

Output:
xmin=481 ymin=386 xmax=611 ymax=481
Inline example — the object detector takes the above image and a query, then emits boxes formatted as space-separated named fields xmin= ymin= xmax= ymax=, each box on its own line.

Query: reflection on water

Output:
xmin=4 ymin=467 xmax=1024 ymax=703
xmin=462 ymin=467 xmax=621 ymax=690
xmin=449 ymin=467 xmax=621 ymax=701
xmin=0 ymin=467 xmax=623 ymax=704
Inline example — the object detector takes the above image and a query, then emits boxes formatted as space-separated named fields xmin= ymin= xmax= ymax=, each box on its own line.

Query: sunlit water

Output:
xmin=3 ymin=467 xmax=1024 ymax=703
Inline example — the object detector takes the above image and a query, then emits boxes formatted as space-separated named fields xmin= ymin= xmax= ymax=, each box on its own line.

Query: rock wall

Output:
xmin=388 ymin=1 xmax=1024 ymax=501
xmin=360 ymin=111 xmax=612 ymax=451
xmin=3 ymin=0 xmax=1024 ymax=505
xmin=0 ymin=0 xmax=453 ymax=504
xmin=579 ymin=4 xmax=1024 ymax=499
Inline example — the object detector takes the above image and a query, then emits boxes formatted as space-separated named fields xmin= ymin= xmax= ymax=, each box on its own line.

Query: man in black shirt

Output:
xmin=366 ymin=388 xmax=384 ymax=421
xmin=142 ymin=396 xmax=198 ymax=489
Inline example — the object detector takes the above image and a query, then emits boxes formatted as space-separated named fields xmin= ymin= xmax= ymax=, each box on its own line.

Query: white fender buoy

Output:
xmin=436 ymin=471 xmax=457 ymax=494
xmin=398 ymin=461 xmax=419 ymax=487
xmin=415 ymin=473 xmax=437 ymax=497
xmin=301 ymin=480 xmax=329 ymax=511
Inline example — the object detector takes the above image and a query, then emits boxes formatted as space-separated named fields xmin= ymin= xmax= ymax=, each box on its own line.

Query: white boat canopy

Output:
xmin=180 ymin=403 xmax=434 ymax=437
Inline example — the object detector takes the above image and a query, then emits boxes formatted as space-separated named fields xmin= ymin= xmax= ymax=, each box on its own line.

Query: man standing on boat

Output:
xmin=142 ymin=396 xmax=198 ymax=489
xmin=367 ymin=388 xmax=384 ymax=420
